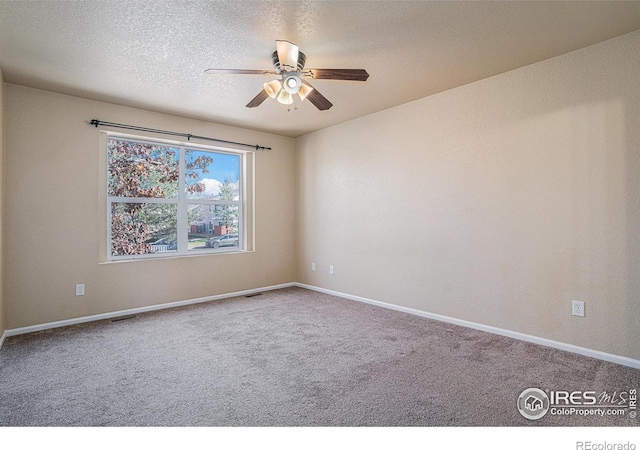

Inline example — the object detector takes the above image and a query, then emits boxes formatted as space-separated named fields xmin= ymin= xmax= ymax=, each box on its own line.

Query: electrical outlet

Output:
xmin=329 ymin=265 xmax=334 ymax=275
xmin=572 ymin=300 xmax=584 ymax=317
xmin=75 ymin=284 xmax=85 ymax=296
xmin=311 ymin=263 xmax=316 ymax=272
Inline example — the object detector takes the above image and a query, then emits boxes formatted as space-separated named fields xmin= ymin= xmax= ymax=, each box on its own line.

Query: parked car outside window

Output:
xmin=205 ymin=234 xmax=239 ymax=248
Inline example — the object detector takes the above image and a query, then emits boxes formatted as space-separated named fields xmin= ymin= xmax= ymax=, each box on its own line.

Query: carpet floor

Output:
xmin=1 ymin=287 xmax=638 ymax=426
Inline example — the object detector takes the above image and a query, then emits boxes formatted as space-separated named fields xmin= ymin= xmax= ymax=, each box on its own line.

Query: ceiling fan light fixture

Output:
xmin=263 ymin=79 xmax=282 ymax=99
xmin=209 ymin=40 xmax=366 ymax=111
xmin=276 ymin=89 xmax=294 ymax=105
xmin=283 ymin=75 xmax=302 ymax=94
xmin=297 ymin=83 xmax=314 ymax=102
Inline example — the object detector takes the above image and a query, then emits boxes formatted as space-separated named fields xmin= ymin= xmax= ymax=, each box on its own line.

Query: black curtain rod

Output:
xmin=89 ymin=119 xmax=271 ymax=151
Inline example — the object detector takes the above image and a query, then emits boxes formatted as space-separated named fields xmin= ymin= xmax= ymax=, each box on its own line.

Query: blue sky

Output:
xmin=186 ymin=149 xmax=240 ymax=199
xmin=188 ymin=149 xmax=239 ymax=183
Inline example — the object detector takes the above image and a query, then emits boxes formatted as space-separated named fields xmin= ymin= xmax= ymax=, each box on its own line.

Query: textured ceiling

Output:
xmin=1 ymin=1 xmax=640 ymax=137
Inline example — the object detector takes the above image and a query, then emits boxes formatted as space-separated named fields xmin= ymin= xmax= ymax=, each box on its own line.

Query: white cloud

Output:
xmin=200 ymin=178 xmax=222 ymax=197
xmin=193 ymin=178 xmax=240 ymax=199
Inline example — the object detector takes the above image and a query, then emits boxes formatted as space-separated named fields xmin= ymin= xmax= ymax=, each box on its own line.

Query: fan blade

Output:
xmin=246 ymin=89 xmax=269 ymax=108
xmin=301 ymin=80 xmax=333 ymax=110
xmin=276 ymin=40 xmax=299 ymax=71
xmin=205 ymin=69 xmax=277 ymax=75
xmin=305 ymin=69 xmax=369 ymax=81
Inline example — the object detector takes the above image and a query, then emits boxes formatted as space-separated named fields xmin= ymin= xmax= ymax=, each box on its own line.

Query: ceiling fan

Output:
xmin=205 ymin=40 xmax=369 ymax=110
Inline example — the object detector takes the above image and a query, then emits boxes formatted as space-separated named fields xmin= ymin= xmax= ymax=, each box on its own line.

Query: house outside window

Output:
xmin=106 ymin=135 xmax=247 ymax=260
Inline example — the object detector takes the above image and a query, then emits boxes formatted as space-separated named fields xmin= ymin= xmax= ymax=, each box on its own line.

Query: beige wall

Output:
xmin=4 ymin=85 xmax=296 ymax=329
xmin=296 ymin=31 xmax=640 ymax=361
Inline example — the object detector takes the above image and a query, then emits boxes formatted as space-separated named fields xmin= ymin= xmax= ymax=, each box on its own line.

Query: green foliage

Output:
xmin=218 ymin=179 xmax=239 ymax=232
xmin=219 ymin=179 xmax=236 ymax=200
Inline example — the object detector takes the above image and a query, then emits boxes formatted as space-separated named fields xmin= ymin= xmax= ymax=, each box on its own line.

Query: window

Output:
xmin=106 ymin=135 xmax=248 ymax=260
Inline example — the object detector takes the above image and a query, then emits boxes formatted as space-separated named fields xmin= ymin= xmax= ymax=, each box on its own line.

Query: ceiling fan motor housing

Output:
xmin=272 ymin=50 xmax=306 ymax=73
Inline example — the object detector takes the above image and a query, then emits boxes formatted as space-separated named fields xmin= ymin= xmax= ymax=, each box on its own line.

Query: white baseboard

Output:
xmin=0 ymin=330 xmax=6 ymax=352
xmin=295 ymin=283 xmax=640 ymax=370
xmin=4 ymin=282 xmax=296 ymax=338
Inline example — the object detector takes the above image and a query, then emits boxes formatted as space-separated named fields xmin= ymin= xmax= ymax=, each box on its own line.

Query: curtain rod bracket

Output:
xmin=89 ymin=119 xmax=271 ymax=150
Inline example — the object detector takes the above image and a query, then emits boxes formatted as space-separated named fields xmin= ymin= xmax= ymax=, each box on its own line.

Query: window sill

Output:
xmin=99 ymin=249 xmax=254 ymax=264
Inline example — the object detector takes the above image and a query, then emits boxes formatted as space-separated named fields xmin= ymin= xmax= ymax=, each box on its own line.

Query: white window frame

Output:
xmin=105 ymin=133 xmax=248 ymax=261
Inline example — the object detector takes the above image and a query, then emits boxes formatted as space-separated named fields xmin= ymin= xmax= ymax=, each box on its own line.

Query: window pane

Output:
xmin=110 ymin=202 xmax=177 ymax=256
xmin=185 ymin=150 xmax=240 ymax=200
xmin=187 ymin=204 xmax=239 ymax=251
xmin=108 ymin=138 xmax=179 ymax=198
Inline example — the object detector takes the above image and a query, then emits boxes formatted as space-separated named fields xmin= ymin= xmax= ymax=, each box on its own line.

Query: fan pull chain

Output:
xmin=287 ymin=96 xmax=300 ymax=112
